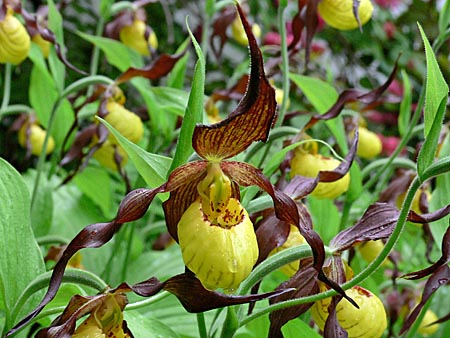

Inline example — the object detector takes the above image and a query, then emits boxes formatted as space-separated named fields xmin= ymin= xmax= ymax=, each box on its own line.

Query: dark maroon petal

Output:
xmin=193 ymin=5 xmax=277 ymax=160
xmin=306 ymin=62 xmax=398 ymax=129
xmin=402 ymin=226 xmax=450 ymax=280
xmin=115 ymin=52 xmax=185 ymax=84
xmin=209 ymin=6 xmax=236 ymax=59
xmin=407 ymin=204 xmax=450 ymax=224
xmin=163 ymin=272 xmax=294 ymax=313
xmin=113 ymin=277 xmax=165 ymax=297
xmin=330 ymin=203 xmax=400 ymax=252
xmin=268 ymin=263 xmax=320 ymax=338
xmin=400 ymin=265 xmax=450 ymax=335
xmin=324 ymin=296 xmax=348 ymax=338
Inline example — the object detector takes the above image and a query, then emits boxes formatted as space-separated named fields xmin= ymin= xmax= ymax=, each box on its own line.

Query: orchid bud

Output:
xmin=231 ymin=15 xmax=261 ymax=46
xmin=119 ymin=19 xmax=158 ymax=56
xmin=355 ymin=126 xmax=382 ymax=159
xmin=104 ymin=101 xmax=144 ymax=144
xmin=318 ymin=0 xmax=373 ymax=31
xmin=31 ymin=33 xmax=51 ymax=58
xmin=0 ymin=8 xmax=30 ymax=64
xmin=269 ymin=225 xmax=306 ymax=277
xmin=93 ymin=140 xmax=128 ymax=170
xmin=18 ymin=122 xmax=55 ymax=156
xmin=290 ymin=147 xmax=350 ymax=199
xmin=418 ymin=309 xmax=439 ymax=336
xmin=311 ymin=286 xmax=387 ymax=338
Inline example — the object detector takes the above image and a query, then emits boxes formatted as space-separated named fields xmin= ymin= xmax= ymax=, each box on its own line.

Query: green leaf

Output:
xmin=346 ymin=161 xmax=363 ymax=203
xmin=125 ymin=311 xmax=182 ymax=338
xmin=47 ymin=0 xmax=65 ymax=91
xmin=77 ymin=32 xmax=133 ymax=71
xmin=418 ymin=24 xmax=449 ymax=137
xmin=281 ymin=317 xmax=322 ymax=338
xmin=439 ymin=0 xmax=450 ymax=34
xmin=0 ymin=159 xmax=46 ymax=334
xmin=289 ymin=74 xmax=347 ymax=151
xmin=398 ymin=69 xmax=412 ymax=137
xmin=73 ymin=166 xmax=113 ymax=218
xmin=289 ymin=74 xmax=338 ymax=114
xmin=308 ymin=196 xmax=340 ymax=244
xmin=169 ymin=22 xmax=205 ymax=173
xmin=417 ymin=24 xmax=449 ymax=177
xmin=97 ymin=117 xmax=172 ymax=188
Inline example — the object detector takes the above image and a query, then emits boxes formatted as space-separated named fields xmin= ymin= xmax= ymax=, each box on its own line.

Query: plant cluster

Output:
xmin=1 ymin=0 xmax=450 ymax=337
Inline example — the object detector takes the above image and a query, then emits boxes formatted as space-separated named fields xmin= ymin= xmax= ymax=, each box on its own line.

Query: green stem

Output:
xmin=0 ymin=104 xmax=35 ymax=118
xmin=1 ymin=62 xmax=12 ymax=111
xmin=220 ymin=306 xmax=238 ymax=338
xmin=125 ymin=291 xmax=171 ymax=310
xmin=197 ymin=312 xmax=208 ymax=338
xmin=36 ymin=235 xmax=70 ymax=246
xmin=86 ymin=15 xmax=106 ymax=97
xmin=121 ymin=223 xmax=135 ymax=281
xmin=274 ymin=0 xmax=289 ymax=128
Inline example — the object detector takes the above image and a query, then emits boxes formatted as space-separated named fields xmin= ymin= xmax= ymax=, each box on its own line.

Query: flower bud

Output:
xmin=311 ymin=286 xmax=387 ymax=338
xmin=177 ymin=197 xmax=258 ymax=292
xmin=31 ymin=33 xmax=51 ymax=58
xmin=119 ymin=19 xmax=158 ymax=56
xmin=355 ymin=127 xmax=382 ymax=159
xmin=418 ymin=309 xmax=439 ymax=336
xmin=318 ymin=0 xmax=373 ymax=31
xmin=231 ymin=16 xmax=261 ymax=46
xmin=93 ymin=140 xmax=128 ymax=170
xmin=0 ymin=8 xmax=31 ymax=64
xmin=104 ymin=101 xmax=144 ymax=144
xmin=18 ymin=122 xmax=55 ymax=156
xmin=290 ymin=148 xmax=350 ymax=199
xmin=269 ymin=225 xmax=306 ymax=276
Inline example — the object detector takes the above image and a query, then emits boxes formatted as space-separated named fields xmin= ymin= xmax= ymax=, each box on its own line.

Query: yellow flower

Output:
xmin=18 ymin=121 xmax=55 ymax=156
xmin=355 ymin=126 xmax=382 ymax=159
xmin=356 ymin=239 xmax=388 ymax=266
xmin=31 ymin=33 xmax=51 ymax=58
xmin=418 ymin=309 xmax=439 ymax=336
xmin=269 ymin=225 xmax=306 ymax=276
xmin=0 ymin=8 xmax=30 ymax=64
xmin=311 ymin=286 xmax=387 ymax=338
xmin=104 ymin=101 xmax=144 ymax=145
xmin=318 ymin=0 xmax=373 ymax=31
xmin=93 ymin=139 xmax=128 ymax=170
xmin=177 ymin=163 xmax=258 ymax=292
xmin=119 ymin=19 xmax=158 ymax=56
xmin=231 ymin=15 xmax=261 ymax=46
xmin=290 ymin=147 xmax=350 ymax=199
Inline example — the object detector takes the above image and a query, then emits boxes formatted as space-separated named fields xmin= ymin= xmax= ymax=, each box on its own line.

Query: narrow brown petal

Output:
xmin=115 ymin=52 xmax=185 ymax=84
xmin=399 ymin=265 xmax=450 ymax=335
xmin=330 ymin=203 xmax=400 ymax=252
xmin=407 ymin=204 xmax=450 ymax=224
xmin=324 ymin=296 xmax=348 ymax=338
xmin=193 ymin=4 xmax=277 ymax=160
xmin=269 ymin=263 xmax=320 ymax=338
xmin=402 ymin=226 xmax=450 ymax=280
xmin=163 ymin=272 xmax=294 ymax=313
xmin=306 ymin=61 xmax=398 ymax=129
xmin=113 ymin=277 xmax=165 ymax=297
xmin=116 ymin=188 xmax=165 ymax=224
xmin=209 ymin=6 xmax=236 ymax=59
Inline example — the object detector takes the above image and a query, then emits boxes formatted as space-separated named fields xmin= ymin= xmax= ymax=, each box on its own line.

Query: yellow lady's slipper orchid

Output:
xmin=290 ymin=147 xmax=350 ymax=199
xmin=231 ymin=15 xmax=261 ymax=46
xmin=0 ymin=8 xmax=30 ymax=64
xmin=269 ymin=224 xmax=306 ymax=277
xmin=93 ymin=140 xmax=128 ymax=170
xmin=311 ymin=285 xmax=387 ymax=338
xmin=177 ymin=163 xmax=258 ymax=291
xmin=18 ymin=121 xmax=55 ymax=156
xmin=31 ymin=33 xmax=50 ymax=58
xmin=104 ymin=101 xmax=144 ymax=145
xmin=418 ymin=309 xmax=439 ymax=336
xmin=119 ymin=19 xmax=158 ymax=56
xmin=72 ymin=293 xmax=130 ymax=338
xmin=318 ymin=0 xmax=373 ymax=31
xmin=356 ymin=126 xmax=382 ymax=159
xmin=357 ymin=239 xmax=388 ymax=266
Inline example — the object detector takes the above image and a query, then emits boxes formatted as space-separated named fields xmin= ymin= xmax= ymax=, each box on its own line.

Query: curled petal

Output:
xmin=193 ymin=4 xmax=277 ymax=160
